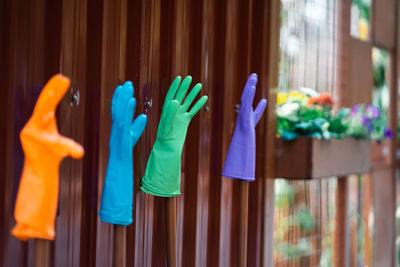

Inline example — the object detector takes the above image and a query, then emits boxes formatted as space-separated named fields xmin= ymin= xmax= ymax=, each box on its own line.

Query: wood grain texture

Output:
xmin=0 ymin=0 xmax=280 ymax=266
xmin=113 ymin=225 xmax=126 ymax=267
xmin=34 ymin=240 xmax=50 ymax=267
xmin=275 ymin=138 xmax=371 ymax=179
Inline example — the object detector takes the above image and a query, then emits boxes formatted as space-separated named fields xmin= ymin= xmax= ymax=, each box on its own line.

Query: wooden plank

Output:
xmin=134 ymin=0 xmax=164 ymax=266
xmin=194 ymin=0 xmax=214 ymax=266
xmin=58 ymin=0 xmax=88 ymax=265
xmin=238 ymin=181 xmax=249 ymax=267
xmin=34 ymin=240 xmax=50 ymax=267
xmin=95 ymin=0 xmax=128 ymax=266
xmin=0 ymin=0 xmax=11 ymax=263
xmin=79 ymin=0 xmax=103 ymax=266
xmin=334 ymin=177 xmax=349 ymax=267
xmin=275 ymin=137 xmax=371 ymax=179
xmin=372 ymin=0 xmax=396 ymax=49
xmin=334 ymin=1 xmax=351 ymax=267
xmin=113 ymin=225 xmax=126 ymax=267
xmin=204 ymin=0 xmax=226 ymax=265
xmin=220 ymin=0 xmax=245 ymax=265
xmin=167 ymin=198 xmax=177 ymax=267
xmin=372 ymin=168 xmax=396 ymax=266
xmin=247 ymin=0 xmax=270 ymax=264
xmin=348 ymin=38 xmax=373 ymax=106
xmin=262 ymin=0 xmax=280 ymax=266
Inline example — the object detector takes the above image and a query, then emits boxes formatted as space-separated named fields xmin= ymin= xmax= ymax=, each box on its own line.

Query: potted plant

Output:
xmin=274 ymin=89 xmax=392 ymax=179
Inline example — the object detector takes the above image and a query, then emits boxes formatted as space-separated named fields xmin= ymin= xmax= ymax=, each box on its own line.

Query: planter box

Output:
xmin=371 ymin=140 xmax=392 ymax=168
xmin=274 ymin=137 xmax=371 ymax=179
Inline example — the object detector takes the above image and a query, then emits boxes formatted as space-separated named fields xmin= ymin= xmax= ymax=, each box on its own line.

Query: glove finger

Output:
xmin=58 ymin=136 xmax=84 ymax=159
xmin=34 ymin=74 xmax=70 ymax=120
xmin=242 ymin=86 xmax=256 ymax=110
xmin=114 ymin=85 xmax=124 ymax=122
xmin=188 ymin=95 xmax=208 ymax=118
xmin=126 ymin=98 xmax=136 ymax=125
xmin=174 ymin=76 xmax=192 ymax=104
xmin=254 ymin=98 xmax=267 ymax=125
xmin=182 ymin=83 xmax=202 ymax=112
xmin=131 ymin=114 xmax=147 ymax=146
xmin=161 ymin=76 xmax=181 ymax=121
xmin=124 ymin=81 xmax=134 ymax=99
xmin=164 ymin=76 xmax=181 ymax=106
xmin=118 ymin=82 xmax=133 ymax=122
xmin=162 ymin=100 xmax=179 ymax=137
xmin=241 ymin=73 xmax=257 ymax=103
xmin=111 ymin=85 xmax=122 ymax=121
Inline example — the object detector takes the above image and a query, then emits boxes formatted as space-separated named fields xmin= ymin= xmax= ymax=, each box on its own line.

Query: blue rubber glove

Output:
xmin=222 ymin=73 xmax=267 ymax=181
xmin=98 ymin=81 xmax=147 ymax=225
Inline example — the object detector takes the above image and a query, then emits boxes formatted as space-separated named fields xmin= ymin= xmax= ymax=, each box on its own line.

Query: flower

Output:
xmin=384 ymin=128 xmax=393 ymax=139
xmin=351 ymin=104 xmax=360 ymax=116
xmin=299 ymin=87 xmax=319 ymax=97
xmin=358 ymin=18 xmax=369 ymax=41
xmin=366 ymin=105 xmax=380 ymax=119
xmin=277 ymin=102 xmax=300 ymax=117
xmin=307 ymin=93 xmax=334 ymax=106
xmin=277 ymin=93 xmax=288 ymax=105
xmin=277 ymin=91 xmax=307 ymax=105
xmin=360 ymin=116 xmax=373 ymax=132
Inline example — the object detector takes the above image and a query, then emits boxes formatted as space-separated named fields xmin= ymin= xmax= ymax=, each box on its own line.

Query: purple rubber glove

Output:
xmin=222 ymin=73 xmax=267 ymax=181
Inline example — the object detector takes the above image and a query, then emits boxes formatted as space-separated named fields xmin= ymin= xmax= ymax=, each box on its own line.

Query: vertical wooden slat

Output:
xmin=125 ymin=1 xmax=143 ymax=266
xmin=238 ymin=181 xmax=249 ymax=267
xmin=79 ymin=0 xmax=103 ymax=266
xmin=167 ymin=198 xmax=177 ymax=267
xmin=35 ymin=240 xmax=50 ymax=267
xmin=57 ymin=0 xmax=87 ymax=266
xmin=95 ymin=0 xmax=128 ymax=266
xmin=1 ymin=0 xmax=26 ymax=264
xmin=135 ymin=0 xmax=165 ymax=266
xmin=371 ymin=0 xmax=399 ymax=265
xmin=334 ymin=1 xmax=351 ymax=267
xmin=334 ymin=178 xmax=349 ymax=267
xmin=113 ymin=225 xmax=126 ymax=267
xmin=247 ymin=0 xmax=267 ymax=263
xmin=263 ymin=0 xmax=281 ymax=266
xmin=220 ymin=0 xmax=239 ymax=265
xmin=1 ymin=0 xmax=285 ymax=266
xmin=195 ymin=0 xmax=219 ymax=266
xmin=206 ymin=0 xmax=226 ymax=265
xmin=0 ymin=0 xmax=11 ymax=263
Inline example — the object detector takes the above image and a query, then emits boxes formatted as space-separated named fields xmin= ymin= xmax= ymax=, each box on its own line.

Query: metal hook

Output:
xmin=234 ymin=104 xmax=240 ymax=113
xmin=145 ymin=99 xmax=152 ymax=108
xmin=71 ymin=90 xmax=80 ymax=106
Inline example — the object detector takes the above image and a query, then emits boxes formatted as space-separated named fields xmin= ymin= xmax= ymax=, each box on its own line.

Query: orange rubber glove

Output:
xmin=12 ymin=74 xmax=84 ymax=241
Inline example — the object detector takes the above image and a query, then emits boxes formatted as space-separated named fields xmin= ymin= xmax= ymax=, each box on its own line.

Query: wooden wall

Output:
xmin=0 ymin=0 xmax=279 ymax=266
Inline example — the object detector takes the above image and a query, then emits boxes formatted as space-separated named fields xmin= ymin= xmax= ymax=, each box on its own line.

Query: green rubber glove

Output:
xmin=140 ymin=76 xmax=208 ymax=197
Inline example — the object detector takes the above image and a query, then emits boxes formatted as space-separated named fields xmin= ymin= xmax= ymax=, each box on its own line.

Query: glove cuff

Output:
xmin=222 ymin=137 xmax=256 ymax=181
xmin=98 ymin=211 xmax=133 ymax=226
xmin=140 ymin=140 xmax=182 ymax=197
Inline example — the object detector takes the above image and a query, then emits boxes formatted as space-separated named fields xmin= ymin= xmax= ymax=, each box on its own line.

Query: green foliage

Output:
xmin=274 ymin=179 xmax=294 ymax=208
xmin=352 ymin=0 xmax=371 ymax=20
xmin=277 ymin=92 xmax=391 ymax=141
xmin=372 ymin=48 xmax=389 ymax=88
xmin=298 ymin=208 xmax=316 ymax=232
xmin=277 ymin=239 xmax=311 ymax=260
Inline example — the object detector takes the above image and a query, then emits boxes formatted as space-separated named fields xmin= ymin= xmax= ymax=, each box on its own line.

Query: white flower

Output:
xmin=277 ymin=102 xmax=300 ymax=118
xmin=299 ymin=87 xmax=319 ymax=97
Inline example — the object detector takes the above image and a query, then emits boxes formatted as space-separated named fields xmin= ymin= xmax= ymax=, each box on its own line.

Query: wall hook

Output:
xmin=71 ymin=90 xmax=80 ymax=106
xmin=234 ymin=104 xmax=240 ymax=113
xmin=145 ymin=99 xmax=152 ymax=108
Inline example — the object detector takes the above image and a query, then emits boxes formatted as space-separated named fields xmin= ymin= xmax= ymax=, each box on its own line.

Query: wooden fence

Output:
xmin=0 ymin=0 xmax=279 ymax=266
xmin=1 ymin=0 xmax=399 ymax=266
